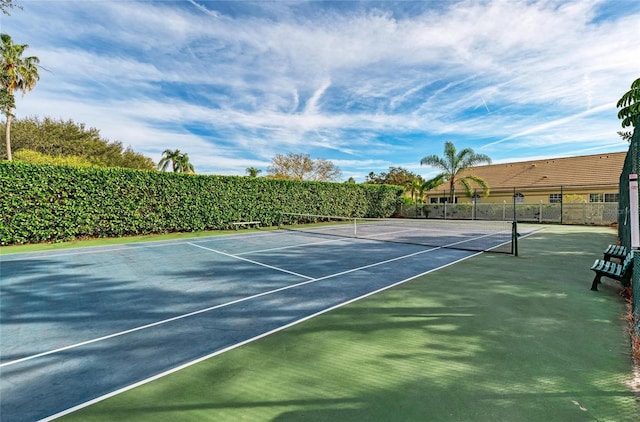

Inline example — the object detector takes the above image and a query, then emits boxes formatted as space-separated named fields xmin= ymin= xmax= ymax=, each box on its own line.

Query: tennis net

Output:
xmin=278 ymin=213 xmax=517 ymax=255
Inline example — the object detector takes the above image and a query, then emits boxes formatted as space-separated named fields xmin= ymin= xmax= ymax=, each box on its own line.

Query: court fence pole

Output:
xmin=513 ymin=187 xmax=517 ymax=223
xmin=512 ymin=221 xmax=518 ymax=257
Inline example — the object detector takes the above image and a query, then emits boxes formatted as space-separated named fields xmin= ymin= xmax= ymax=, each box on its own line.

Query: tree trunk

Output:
xmin=5 ymin=114 xmax=12 ymax=161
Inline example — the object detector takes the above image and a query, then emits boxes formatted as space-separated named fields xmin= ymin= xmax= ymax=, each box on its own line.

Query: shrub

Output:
xmin=0 ymin=161 xmax=403 ymax=245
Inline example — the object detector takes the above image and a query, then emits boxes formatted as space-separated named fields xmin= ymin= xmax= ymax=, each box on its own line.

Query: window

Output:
xmin=589 ymin=193 xmax=619 ymax=203
xmin=604 ymin=193 xmax=619 ymax=203
xmin=549 ymin=193 xmax=562 ymax=204
xmin=589 ymin=193 xmax=603 ymax=203
xmin=513 ymin=192 xmax=524 ymax=204
xmin=430 ymin=197 xmax=457 ymax=204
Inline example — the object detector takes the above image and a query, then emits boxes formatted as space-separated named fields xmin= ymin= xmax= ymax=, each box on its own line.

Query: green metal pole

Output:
xmin=513 ymin=221 xmax=518 ymax=256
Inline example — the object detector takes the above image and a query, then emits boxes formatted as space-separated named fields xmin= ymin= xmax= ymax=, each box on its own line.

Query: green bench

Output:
xmin=231 ymin=221 xmax=261 ymax=230
xmin=590 ymin=252 xmax=633 ymax=291
xmin=603 ymin=244 xmax=627 ymax=262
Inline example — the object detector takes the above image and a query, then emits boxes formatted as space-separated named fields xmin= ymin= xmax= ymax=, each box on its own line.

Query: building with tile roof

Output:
xmin=425 ymin=151 xmax=626 ymax=205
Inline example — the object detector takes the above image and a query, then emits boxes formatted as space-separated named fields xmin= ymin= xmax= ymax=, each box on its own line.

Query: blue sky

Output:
xmin=1 ymin=0 xmax=639 ymax=181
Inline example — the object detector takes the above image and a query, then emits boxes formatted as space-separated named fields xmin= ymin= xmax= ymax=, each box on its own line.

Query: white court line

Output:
xmin=1 ymin=242 xmax=443 ymax=369
xmin=234 ymin=235 xmax=355 ymax=255
xmin=229 ymin=225 xmax=512 ymax=256
xmin=0 ymin=230 xmax=283 ymax=261
xmin=3 ymin=228 xmax=520 ymax=368
xmin=40 ymin=250 xmax=482 ymax=422
xmin=230 ymin=227 xmax=443 ymax=256
xmin=0 ymin=226 xmax=370 ymax=261
xmin=186 ymin=242 xmax=313 ymax=280
xmin=0 ymin=245 xmax=311 ymax=369
xmin=0 ymin=242 xmax=193 ymax=261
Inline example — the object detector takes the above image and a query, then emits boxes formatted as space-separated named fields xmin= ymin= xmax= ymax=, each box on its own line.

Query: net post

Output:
xmin=512 ymin=221 xmax=518 ymax=256
xmin=277 ymin=212 xmax=283 ymax=229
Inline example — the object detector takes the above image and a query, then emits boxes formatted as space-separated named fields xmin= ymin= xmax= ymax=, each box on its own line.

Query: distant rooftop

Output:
xmin=453 ymin=152 xmax=626 ymax=189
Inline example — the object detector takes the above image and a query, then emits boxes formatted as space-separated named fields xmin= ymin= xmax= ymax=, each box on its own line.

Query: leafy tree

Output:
xmin=117 ymin=146 xmax=156 ymax=170
xmin=617 ymin=131 xmax=633 ymax=142
xmin=365 ymin=166 xmax=444 ymax=203
xmin=420 ymin=141 xmax=492 ymax=203
xmin=365 ymin=166 xmax=439 ymax=203
xmin=365 ymin=166 xmax=421 ymax=186
xmin=617 ymin=76 xmax=640 ymax=130
xmin=157 ymin=149 xmax=195 ymax=173
xmin=14 ymin=149 xmax=94 ymax=167
xmin=1 ymin=33 xmax=40 ymax=161
xmin=267 ymin=153 xmax=341 ymax=181
xmin=0 ymin=116 xmax=155 ymax=169
xmin=246 ymin=166 xmax=262 ymax=177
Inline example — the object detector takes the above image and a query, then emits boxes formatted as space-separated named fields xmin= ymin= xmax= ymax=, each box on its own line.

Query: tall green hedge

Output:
xmin=0 ymin=161 xmax=403 ymax=245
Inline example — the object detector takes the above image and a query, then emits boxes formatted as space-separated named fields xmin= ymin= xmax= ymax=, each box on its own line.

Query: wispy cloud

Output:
xmin=187 ymin=0 xmax=221 ymax=18
xmin=3 ymin=0 xmax=639 ymax=178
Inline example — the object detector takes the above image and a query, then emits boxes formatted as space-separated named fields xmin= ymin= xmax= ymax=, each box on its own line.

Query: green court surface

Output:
xmin=47 ymin=225 xmax=640 ymax=420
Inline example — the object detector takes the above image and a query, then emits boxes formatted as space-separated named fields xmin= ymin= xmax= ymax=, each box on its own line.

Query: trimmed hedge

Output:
xmin=0 ymin=161 xmax=403 ymax=245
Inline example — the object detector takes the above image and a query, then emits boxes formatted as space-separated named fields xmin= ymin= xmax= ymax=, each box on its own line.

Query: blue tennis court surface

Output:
xmin=0 ymin=228 xmax=512 ymax=421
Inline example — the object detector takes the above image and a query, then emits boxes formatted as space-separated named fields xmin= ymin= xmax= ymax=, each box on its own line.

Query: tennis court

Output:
xmin=0 ymin=219 xmax=524 ymax=421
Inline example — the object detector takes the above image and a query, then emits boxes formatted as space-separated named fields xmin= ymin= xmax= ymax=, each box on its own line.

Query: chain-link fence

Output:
xmin=399 ymin=200 xmax=619 ymax=225
xmin=617 ymin=127 xmax=640 ymax=334
xmin=401 ymin=181 xmax=620 ymax=225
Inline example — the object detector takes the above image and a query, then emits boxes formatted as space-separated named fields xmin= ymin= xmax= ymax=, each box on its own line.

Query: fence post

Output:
xmin=560 ymin=185 xmax=564 ymax=224
xmin=539 ymin=200 xmax=543 ymax=223
xmin=513 ymin=187 xmax=517 ymax=222
xmin=472 ymin=188 xmax=476 ymax=220
xmin=512 ymin=221 xmax=518 ymax=256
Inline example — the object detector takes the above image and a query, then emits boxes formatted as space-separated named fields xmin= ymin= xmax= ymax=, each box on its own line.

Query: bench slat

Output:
xmin=603 ymin=244 xmax=628 ymax=261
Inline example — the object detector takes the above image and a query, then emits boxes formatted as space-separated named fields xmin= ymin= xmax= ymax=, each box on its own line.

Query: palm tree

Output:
xmin=157 ymin=149 xmax=194 ymax=173
xmin=157 ymin=149 xmax=182 ymax=172
xmin=174 ymin=152 xmax=195 ymax=173
xmin=1 ymin=33 xmax=40 ymax=161
xmin=404 ymin=178 xmax=424 ymax=203
xmin=421 ymin=174 xmax=446 ymax=203
xmin=405 ymin=174 xmax=446 ymax=204
xmin=246 ymin=166 xmax=261 ymax=177
xmin=420 ymin=141 xmax=492 ymax=203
